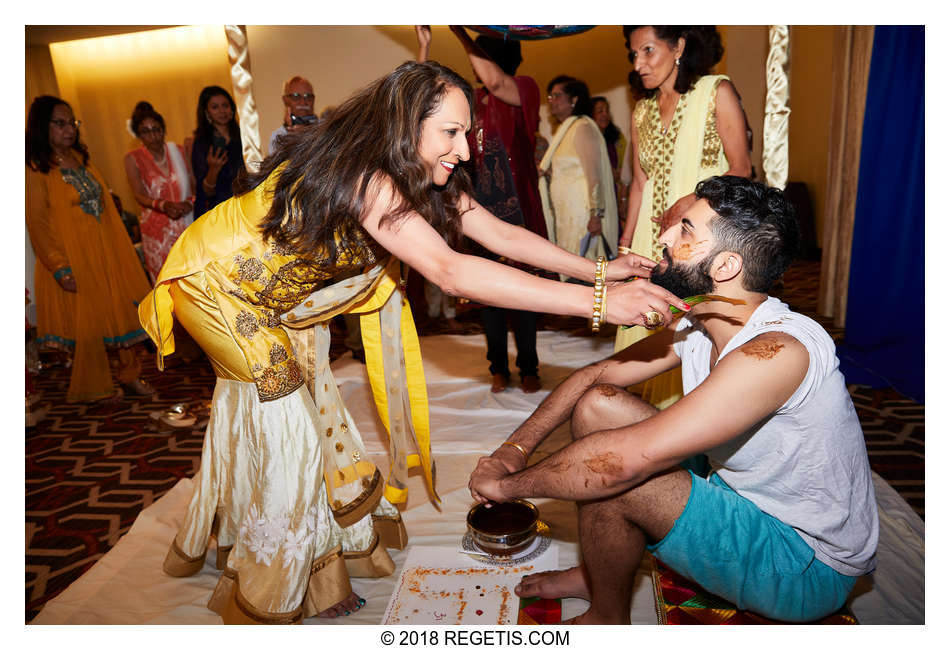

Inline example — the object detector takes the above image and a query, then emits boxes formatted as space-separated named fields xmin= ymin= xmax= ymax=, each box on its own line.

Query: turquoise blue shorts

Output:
xmin=647 ymin=472 xmax=857 ymax=622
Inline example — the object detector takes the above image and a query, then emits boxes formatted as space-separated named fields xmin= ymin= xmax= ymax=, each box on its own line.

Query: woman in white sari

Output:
xmin=538 ymin=76 xmax=618 ymax=275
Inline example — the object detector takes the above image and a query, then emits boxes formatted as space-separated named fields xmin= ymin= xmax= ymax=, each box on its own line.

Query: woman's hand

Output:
xmin=606 ymin=252 xmax=657 ymax=281
xmin=165 ymin=201 xmax=191 ymax=220
xmin=57 ymin=271 xmax=77 ymax=293
xmin=206 ymin=146 xmax=228 ymax=174
xmin=416 ymin=25 xmax=432 ymax=62
xmin=654 ymin=192 xmax=697 ymax=233
xmin=606 ymin=278 xmax=688 ymax=329
xmin=586 ymin=213 xmax=603 ymax=235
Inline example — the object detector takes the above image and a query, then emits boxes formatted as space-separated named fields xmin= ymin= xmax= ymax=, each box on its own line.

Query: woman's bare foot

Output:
xmin=514 ymin=566 xmax=591 ymax=601
xmin=317 ymin=592 xmax=365 ymax=618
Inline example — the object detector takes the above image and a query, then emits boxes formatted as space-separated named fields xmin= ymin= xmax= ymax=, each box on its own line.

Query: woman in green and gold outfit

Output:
xmin=140 ymin=61 xmax=689 ymax=624
xmin=616 ymin=26 xmax=752 ymax=408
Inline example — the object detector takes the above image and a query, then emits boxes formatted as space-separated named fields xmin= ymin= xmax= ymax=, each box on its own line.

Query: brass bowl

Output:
xmin=466 ymin=499 xmax=539 ymax=557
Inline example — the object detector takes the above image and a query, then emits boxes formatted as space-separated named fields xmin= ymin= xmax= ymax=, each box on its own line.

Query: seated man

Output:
xmin=469 ymin=175 xmax=879 ymax=624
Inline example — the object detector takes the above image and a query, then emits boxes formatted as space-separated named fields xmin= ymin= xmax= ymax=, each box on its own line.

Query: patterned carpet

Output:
xmin=24 ymin=260 xmax=924 ymax=622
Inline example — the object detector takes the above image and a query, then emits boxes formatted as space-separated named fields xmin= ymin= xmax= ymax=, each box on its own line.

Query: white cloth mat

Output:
xmin=31 ymin=331 xmax=924 ymax=624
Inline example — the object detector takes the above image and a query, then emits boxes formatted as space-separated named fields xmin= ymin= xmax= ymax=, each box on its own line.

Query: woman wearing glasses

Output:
xmin=187 ymin=85 xmax=243 ymax=217
xmin=124 ymin=101 xmax=195 ymax=282
xmin=539 ymin=76 xmax=619 ymax=271
xmin=25 ymin=95 xmax=154 ymax=402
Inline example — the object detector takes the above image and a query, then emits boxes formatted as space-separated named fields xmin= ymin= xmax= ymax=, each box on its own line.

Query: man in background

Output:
xmin=268 ymin=76 xmax=317 ymax=155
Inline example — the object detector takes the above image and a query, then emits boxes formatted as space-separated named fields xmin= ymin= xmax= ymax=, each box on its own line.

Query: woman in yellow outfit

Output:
xmin=140 ymin=61 xmax=690 ymax=624
xmin=615 ymin=26 xmax=752 ymax=409
xmin=26 ymin=95 xmax=154 ymax=403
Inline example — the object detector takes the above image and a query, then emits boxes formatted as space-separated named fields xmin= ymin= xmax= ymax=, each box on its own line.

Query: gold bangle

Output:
xmin=617 ymin=245 xmax=633 ymax=255
xmin=591 ymin=256 xmax=607 ymax=332
xmin=501 ymin=441 xmax=530 ymax=461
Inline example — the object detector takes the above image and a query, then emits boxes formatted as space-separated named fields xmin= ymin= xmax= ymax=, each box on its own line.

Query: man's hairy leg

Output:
xmin=516 ymin=384 xmax=692 ymax=623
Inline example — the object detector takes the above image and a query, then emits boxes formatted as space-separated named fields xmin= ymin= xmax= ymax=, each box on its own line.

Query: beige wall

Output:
xmin=246 ymin=25 xmax=767 ymax=188
xmin=26 ymin=45 xmax=60 ymax=116
xmin=720 ymin=26 xmax=767 ymax=180
xmin=788 ymin=25 xmax=836 ymax=244
xmin=31 ymin=25 xmax=837 ymax=271
xmin=46 ymin=26 xmax=233 ymax=213
xmin=246 ymin=25 xmax=635 ymax=158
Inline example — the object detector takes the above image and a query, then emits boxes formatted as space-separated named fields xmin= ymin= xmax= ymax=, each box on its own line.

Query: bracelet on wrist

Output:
xmin=617 ymin=245 xmax=633 ymax=255
xmin=591 ymin=256 xmax=607 ymax=332
xmin=500 ymin=441 xmax=530 ymax=462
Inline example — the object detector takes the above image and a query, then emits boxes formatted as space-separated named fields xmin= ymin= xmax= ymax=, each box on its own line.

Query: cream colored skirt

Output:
xmin=162 ymin=273 xmax=405 ymax=624
xmin=162 ymin=381 xmax=406 ymax=624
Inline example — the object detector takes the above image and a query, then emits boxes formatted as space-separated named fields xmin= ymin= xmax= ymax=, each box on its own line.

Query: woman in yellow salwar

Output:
xmin=615 ymin=26 xmax=752 ymax=409
xmin=140 ymin=61 xmax=690 ymax=624
xmin=26 ymin=96 xmax=154 ymax=403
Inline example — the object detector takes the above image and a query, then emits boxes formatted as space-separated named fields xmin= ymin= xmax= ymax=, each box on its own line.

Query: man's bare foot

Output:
xmin=317 ymin=592 xmax=365 ymax=618
xmin=514 ymin=567 xmax=591 ymax=601
xmin=562 ymin=610 xmax=627 ymax=625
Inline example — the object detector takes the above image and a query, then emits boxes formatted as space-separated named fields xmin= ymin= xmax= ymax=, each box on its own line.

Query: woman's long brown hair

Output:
xmin=236 ymin=60 xmax=475 ymax=267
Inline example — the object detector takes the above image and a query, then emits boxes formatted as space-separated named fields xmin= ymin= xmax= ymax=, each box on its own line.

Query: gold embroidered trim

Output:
xmin=636 ymin=91 xmax=689 ymax=260
xmin=236 ymin=255 xmax=265 ymax=282
xmin=256 ymin=258 xmax=329 ymax=313
xmin=701 ymin=78 xmax=725 ymax=169
xmin=271 ymin=240 xmax=296 ymax=256
xmin=311 ymin=546 xmax=344 ymax=574
xmin=256 ymin=357 xmax=304 ymax=402
xmin=234 ymin=310 xmax=259 ymax=339
xmin=332 ymin=470 xmax=384 ymax=528
xmin=268 ymin=343 xmax=289 ymax=365
xmin=260 ymin=309 xmax=282 ymax=328
xmin=232 ymin=576 xmax=303 ymax=624
xmin=371 ymin=513 xmax=404 ymax=528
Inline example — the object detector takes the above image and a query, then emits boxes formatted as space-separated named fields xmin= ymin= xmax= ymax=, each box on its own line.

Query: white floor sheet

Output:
xmin=32 ymin=331 xmax=924 ymax=625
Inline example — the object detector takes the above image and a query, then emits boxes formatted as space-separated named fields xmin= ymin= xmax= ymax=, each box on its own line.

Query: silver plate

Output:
xmin=461 ymin=530 xmax=552 ymax=566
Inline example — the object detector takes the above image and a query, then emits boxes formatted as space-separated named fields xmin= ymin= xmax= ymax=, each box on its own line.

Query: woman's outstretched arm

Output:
xmin=360 ymin=177 xmax=689 ymax=328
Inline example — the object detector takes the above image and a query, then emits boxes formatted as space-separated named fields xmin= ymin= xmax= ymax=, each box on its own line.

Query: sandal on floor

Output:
xmin=121 ymin=378 xmax=156 ymax=397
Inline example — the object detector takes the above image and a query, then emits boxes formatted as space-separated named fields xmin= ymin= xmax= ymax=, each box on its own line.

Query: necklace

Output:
xmin=52 ymin=150 xmax=74 ymax=167
xmin=150 ymin=145 xmax=168 ymax=166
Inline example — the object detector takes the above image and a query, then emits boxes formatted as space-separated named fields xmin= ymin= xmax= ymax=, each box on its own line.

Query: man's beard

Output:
xmin=650 ymin=248 xmax=715 ymax=299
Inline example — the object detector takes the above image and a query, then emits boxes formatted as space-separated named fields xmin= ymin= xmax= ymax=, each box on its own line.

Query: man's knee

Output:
xmin=571 ymin=383 xmax=656 ymax=440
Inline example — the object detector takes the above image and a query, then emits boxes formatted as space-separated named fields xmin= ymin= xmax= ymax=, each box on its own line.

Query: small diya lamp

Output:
xmin=466 ymin=499 xmax=539 ymax=557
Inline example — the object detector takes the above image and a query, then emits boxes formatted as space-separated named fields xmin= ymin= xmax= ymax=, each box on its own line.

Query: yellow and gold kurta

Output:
xmin=139 ymin=170 xmax=434 ymax=623
xmin=616 ymin=75 xmax=731 ymax=409
xmin=26 ymin=163 xmax=151 ymax=402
